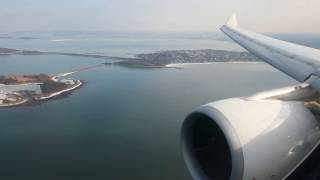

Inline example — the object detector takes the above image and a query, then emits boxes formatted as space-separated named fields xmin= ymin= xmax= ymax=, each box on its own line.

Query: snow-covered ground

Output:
xmin=165 ymin=61 xmax=263 ymax=68
xmin=0 ymin=83 xmax=43 ymax=106
xmin=0 ymin=83 xmax=42 ymax=94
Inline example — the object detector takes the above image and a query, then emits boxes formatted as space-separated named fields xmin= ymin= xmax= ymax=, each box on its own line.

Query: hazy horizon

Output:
xmin=1 ymin=0 xmax=320 ymax=33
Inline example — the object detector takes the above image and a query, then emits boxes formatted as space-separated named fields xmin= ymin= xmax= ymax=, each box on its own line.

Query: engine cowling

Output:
xmin=181 ymin=98 xmax=320 ymax=180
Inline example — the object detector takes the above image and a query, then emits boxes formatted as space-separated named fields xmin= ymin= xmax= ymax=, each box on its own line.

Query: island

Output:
xmin=115 ymin=49 xmax=260 ymax=68
xmin=0 ymin=73 xmax=82 ymax=107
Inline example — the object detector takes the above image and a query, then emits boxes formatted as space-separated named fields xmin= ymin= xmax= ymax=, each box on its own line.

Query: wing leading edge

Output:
xmin=220 ymin=15 xmax=320 ymax=90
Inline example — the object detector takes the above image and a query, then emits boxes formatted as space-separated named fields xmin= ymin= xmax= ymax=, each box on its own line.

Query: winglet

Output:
xmin=226 ymin=14 xmax=238 ymax=27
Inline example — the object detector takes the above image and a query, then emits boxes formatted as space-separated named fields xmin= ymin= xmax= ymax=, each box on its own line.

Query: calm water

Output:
xmin=0 ymin=32 xmax=318 ymax=179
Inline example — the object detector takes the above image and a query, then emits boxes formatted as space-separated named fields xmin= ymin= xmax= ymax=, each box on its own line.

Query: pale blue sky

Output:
xmin=1 ymin=0 xmax=320 ymax=32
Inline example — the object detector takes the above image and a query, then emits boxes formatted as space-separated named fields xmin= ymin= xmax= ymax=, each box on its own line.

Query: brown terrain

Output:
xmin=0 ymin=74 xmax=51 ymax=84
xmin=0 ymin=74 xmax=71 ymax=95
xmin=0 ymin=48 xmax=20 ymax=54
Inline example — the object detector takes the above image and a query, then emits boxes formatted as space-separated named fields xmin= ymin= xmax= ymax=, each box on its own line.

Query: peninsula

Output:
xmin=0 ymin=73 xmax=82 ymax=107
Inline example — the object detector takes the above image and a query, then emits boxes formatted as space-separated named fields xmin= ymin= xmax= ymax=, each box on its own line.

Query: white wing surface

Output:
xmin=221 ymin=15 xmax=320 ymax=87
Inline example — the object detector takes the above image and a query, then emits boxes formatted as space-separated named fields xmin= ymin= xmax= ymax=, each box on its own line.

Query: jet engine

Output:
xmin=181 ymin=85 xmax=320 ymax=180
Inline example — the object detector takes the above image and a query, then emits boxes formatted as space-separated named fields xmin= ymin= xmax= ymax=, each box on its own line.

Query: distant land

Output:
xmin=116 ymin=49 xmax=260 ymax=68
xmin=0 ymin=36 xmax=39 ymax=40
xmin=0 ymin=36 xmax=13 ymax=39
xmin=17 ymin=36 xmax=40 ymax=40
xmin=0 ymin=48 xmax=260 ymax=68
xmin=0 ymin=48 xmax=43 ymax=55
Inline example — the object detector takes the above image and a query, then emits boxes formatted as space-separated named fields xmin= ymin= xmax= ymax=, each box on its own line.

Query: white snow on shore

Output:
xmin=165 ymin=61 xmax=263 ymax=67
xmin=50 ymin=39 xmax=73 ymax=42
xmin=39 ymin=80 xmax=82 ymax=100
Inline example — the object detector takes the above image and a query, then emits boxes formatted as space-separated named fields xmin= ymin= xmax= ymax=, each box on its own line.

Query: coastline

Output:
xmin=0 ymin=63 xmax=104 ymax=108
xmin=165 ymin=61 xmax=264 ymax=68
xmin=39 ymin=79 xmax=82 ymax=100
xmin=0 ymin=79 xmax=83 ymax=108
xmin=0 ymin=98 xmax=28 ymax=107
xmin=0 ymin=79 xmax=83 ymax=107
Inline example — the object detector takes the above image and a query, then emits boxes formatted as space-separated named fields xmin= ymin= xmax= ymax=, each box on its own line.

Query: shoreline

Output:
xmin=0 ymin=99 xmax=28 ymax=107
xmin=39 ymin=79 xmax=82 ymax=100
xmin=0 ymin=79 xmax=83 ymax=108
xmin=0 ymin=64 xmax=103 ymax=108
xmin=165 ymin=61 xmax=264 ymax=67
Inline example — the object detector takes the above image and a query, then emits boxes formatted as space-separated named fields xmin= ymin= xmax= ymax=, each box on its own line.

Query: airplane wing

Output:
xmin=181 ymin=15 xmax=320 ymax=180
xmin=220 ymin=14 xmax=320 ymax=91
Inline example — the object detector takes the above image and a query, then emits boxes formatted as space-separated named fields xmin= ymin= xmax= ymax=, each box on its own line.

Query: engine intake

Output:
xmin=183 ymin=113 xmax=233 ymax=179
xmin=181 ymin=98 xmax=320 ymax=180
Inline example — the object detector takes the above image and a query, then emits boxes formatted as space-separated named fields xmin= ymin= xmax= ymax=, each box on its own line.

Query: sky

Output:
xmin=1 ymin=0 xmax=320 ymax=33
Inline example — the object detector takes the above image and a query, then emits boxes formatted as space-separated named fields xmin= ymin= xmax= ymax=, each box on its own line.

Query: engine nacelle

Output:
xmin=181 ymin=98 xmax=320 ymax=180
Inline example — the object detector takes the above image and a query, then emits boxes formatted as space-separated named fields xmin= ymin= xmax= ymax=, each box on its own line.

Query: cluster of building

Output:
xmin=0 ymin=90 xmax=26 ymax=107
xmin=0 ymin=83 xmax=42 ymax=107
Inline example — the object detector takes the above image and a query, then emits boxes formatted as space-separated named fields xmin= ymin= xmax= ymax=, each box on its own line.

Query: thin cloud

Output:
xmin=0 ymin=0 xmax=319 ymax=32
